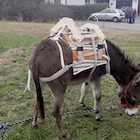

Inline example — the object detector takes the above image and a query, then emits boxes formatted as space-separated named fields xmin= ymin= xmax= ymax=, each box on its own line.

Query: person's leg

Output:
xmin=132 ymin=15 xmax=135 ymax=23
xmin=129 ymin=16 xmax=131 ymax=23
xmin=133 ymin=16 xmax=136 ymax=23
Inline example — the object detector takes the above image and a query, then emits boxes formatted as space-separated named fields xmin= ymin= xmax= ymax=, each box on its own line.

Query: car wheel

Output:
xmin=112 ymin=17 xmax=118 ymax=22
xmin=90 ymin=16 xmax=98 ymax=21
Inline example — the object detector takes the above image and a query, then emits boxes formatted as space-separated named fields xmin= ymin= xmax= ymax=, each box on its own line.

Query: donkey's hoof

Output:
xmin=96 ymin=118 xmax=103 ymax=122
xmin=79 ymin=101 xmax=86 ymax=107
xmin=32 ymin=122 xmax=38 ymax=129
xmin=32 ymin=124 xmax=38 ymax=129
xmin=62 ymin=132 xmax=71 ymax=139
xmin=96 ymin=117 xmax=103 ymax=122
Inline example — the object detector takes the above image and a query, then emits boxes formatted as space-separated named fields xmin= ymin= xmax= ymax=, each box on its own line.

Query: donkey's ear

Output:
xmin=132 ymin=72 xmax=140 ymax=87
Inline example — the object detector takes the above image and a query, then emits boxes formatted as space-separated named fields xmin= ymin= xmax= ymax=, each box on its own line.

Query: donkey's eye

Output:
xmin=131 ymin=95 xmax=137 ymax=101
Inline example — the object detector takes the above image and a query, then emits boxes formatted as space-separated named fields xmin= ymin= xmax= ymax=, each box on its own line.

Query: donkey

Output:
xmin=28 ymin=38 xmax=140 ymax=138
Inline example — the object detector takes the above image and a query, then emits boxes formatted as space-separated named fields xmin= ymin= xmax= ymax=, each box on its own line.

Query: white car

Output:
xmin=89 ymin=8 xmax=125 ymax=22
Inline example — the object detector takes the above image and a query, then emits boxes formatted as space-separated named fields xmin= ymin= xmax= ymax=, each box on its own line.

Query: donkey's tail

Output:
xmin=33 ymin=74 xmax=45 ymax=121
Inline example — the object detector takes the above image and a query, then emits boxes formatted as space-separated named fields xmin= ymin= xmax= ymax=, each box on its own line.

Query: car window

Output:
xmin=109 ymin=10 xmax=116 ymax=13
xmin=118 ymin=9 xmax=124 ymax=13
xmin=100 ymin=9 xmax=109 ymax=13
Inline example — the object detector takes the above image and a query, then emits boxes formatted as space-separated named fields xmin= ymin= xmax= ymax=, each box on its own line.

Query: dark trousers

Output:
xmin=129 ymin=16 xmax=132 ymax=23
xmin=129 ymin=18 xmax=131 ymax=23
xmin=125 ymin=15 xmax=130 ymax=23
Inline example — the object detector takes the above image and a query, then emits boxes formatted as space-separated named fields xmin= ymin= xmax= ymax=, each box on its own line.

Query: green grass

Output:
xmin=0 ymin=21 xmax=140 ymax=140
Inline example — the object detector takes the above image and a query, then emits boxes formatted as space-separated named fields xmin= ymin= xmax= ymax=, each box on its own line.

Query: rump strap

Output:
xmin=55 ymin=40 xmax=65 ymax=68
xmin=23 ymin=69 xmax=31 ymax=93
xmin=39 ymin=58 xmax=84 ymax=82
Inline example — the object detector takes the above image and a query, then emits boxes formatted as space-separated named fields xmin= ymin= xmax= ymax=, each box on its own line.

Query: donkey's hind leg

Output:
xmin=79 ymin=82 xmax=89 ymax=106
xmin=91 ymin=78 xmax=102 ymax=121
xmin=32 ymin=82 xmax=45 ymax=128
xmin=32 ymin=100 xmax=39 ymax=128
xmin=49 ymin=83 xmax=71 ymax=139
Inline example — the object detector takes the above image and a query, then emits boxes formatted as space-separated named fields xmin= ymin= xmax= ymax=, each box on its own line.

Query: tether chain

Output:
xmin=0 ymin=105 xmax=119 ymax=140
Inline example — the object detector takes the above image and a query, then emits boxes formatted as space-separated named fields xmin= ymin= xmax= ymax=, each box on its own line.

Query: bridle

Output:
xmin=119 ymin=81 xmax=139 ymax=108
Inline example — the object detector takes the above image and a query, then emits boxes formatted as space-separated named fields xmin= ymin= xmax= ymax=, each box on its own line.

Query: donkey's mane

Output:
xmin=106 ymin=40 xmax=137 ymax=72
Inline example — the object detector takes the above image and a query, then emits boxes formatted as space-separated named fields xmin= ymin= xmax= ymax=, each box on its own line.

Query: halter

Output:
xmin=119 ymin=81 xmax=139 ymax=108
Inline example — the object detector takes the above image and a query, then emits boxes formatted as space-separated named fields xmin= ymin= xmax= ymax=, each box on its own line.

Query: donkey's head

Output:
xmin=119 ymin=64 xmax=140 ymax=115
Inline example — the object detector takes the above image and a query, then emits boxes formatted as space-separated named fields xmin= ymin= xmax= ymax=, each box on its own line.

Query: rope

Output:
xmin=0 ymin=105 xmax=119 ymax=140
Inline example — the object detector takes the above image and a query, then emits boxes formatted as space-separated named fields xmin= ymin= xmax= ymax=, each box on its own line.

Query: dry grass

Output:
xmin=0 ymin=21 xmax=140 ymax=140
xmin=0 ymin=21 xmax=54 ymax=35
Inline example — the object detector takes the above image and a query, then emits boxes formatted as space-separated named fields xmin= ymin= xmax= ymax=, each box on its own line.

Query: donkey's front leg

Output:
xmin=79 ymin=82 xmax=89 ymax=106
xmin=91 ymin=78 xmax=102 ymax=121
xmin=50 ymin=84 xmax=71 ymax=139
